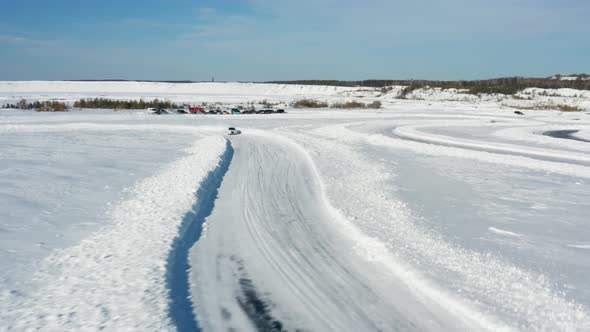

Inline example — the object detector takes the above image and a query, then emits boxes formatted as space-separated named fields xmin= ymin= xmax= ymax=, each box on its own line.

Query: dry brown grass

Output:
xmin=331 ymin=101 xmax=367 ymax=109
xmin=511 ymin=104 xmax=583 ymax=112
xmin=558 ymin=105 xmax=583 ymax=112
xmin=330 ymin=100 xmax=382 ymax=109
xmin=292 ymin=99 xmax=329 ymax=108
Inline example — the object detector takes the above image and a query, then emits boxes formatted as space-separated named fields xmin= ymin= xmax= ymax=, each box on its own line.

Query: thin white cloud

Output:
xmin=0 ymin=35 xmax=62 ymax=48
xmin=198 ymin=7 xmax=216 ymax=15
xmin=0 ymin=35 xmax=30 ymax=44
xmin=118 ymin=18 xmax=164 ymax=28
xmin=177 ymin=14 xmax=258 ymax=42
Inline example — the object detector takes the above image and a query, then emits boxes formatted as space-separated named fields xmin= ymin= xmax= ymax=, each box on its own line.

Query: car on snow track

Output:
xmin=228 ymin=127 xmax=241 ymax=135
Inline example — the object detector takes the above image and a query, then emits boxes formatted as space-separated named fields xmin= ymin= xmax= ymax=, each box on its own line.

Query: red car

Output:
xmin=189 ymin=107 xmax=205 ymax=114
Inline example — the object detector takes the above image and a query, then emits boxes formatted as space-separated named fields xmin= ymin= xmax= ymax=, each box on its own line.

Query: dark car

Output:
xmin=154 ymin=109 xmax=169 ymax=114
xmin=177 ymin=109 xmax=188 ymax=114
xmin=514 ymin=111 xmax=524 ymax=115
xmin=228 ymin=127 xmax=242 ymax=135
xmin=275 ymin=109 xmax=285 ymax=113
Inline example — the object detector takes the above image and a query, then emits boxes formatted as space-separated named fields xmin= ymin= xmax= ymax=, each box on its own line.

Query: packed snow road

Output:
xmin=1 ymin=106 xmax=590 ymax=332
xmin=189 ymin=132 xmax=502 ymax=331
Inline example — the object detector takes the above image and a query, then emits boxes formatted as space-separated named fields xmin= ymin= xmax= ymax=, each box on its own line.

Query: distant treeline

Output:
xmin=2 ymin=98 xmax=182 ymax=111
xmin=2 ymin=99 xmax=68 ymax=112
xmin=65 ymin=79 xmax=201 ymax=83
xmin=292 ymin=99 xmax=381 ymax=109
xmin=269 ymin=75 xmax=590 ymax=94
xmin=74 ymin=98 xmax=180 ymax=109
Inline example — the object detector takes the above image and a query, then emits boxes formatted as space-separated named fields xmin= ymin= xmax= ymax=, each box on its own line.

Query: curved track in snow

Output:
xmin=189 ymin=132 xmax=511 ymax=332
xmin=371 ymin=120 xmax=590 ymax=166
xmin=2 ymin=109 xmax=590 ymax=331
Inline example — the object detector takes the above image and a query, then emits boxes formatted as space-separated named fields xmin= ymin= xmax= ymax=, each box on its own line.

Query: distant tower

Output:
xmin=211 ymin=76 xmax=215 ymax=82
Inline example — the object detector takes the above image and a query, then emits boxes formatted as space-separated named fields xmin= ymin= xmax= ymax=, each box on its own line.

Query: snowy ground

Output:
xmin=1 ymin=80 xmax=590 ymax=111
xmin=1 ymin=82 xmax=590 ymax=331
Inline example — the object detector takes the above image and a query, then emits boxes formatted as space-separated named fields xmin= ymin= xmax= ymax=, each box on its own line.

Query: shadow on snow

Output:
xmin=543 ymin=129 xmax=590 ymax=143
xmin=166 ymin=139 xmax=234 ymax=332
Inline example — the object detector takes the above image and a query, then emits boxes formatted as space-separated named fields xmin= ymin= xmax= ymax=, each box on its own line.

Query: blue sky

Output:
xmin=0 ymin=0 xmax=589 ymax=81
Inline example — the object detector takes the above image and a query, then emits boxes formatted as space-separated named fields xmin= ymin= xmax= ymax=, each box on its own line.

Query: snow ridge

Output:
xmin=307 ymin=123 xmax=590 ymax=331
xmin=167 ymin=139 xmax=234 ymax=332
xmin=2 ymin=135 xmax=227 ymax=331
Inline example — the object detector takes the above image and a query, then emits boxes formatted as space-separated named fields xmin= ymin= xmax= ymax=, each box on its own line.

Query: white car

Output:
xmin=228 ymin=127 xmax=242 ymax=135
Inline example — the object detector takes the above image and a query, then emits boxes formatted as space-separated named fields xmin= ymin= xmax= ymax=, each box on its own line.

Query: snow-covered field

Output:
xmin=1 ymin=80 xmax=589 ymax=111
xmin=1 ymin=82 xmax=590 ymax=331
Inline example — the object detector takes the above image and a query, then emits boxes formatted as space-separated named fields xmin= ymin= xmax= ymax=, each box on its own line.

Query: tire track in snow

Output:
xmin=166 ymin=140 xmax=233 ymax=332
xmin=391 ymin=124 xmax=590 ymax=166
xmin=323 ymin=123 xmax=590 ymax=179
xmin=298 ymin=125 xmax=590 ymax=331
xmin=189 ymin=131 xmax=511 ymax=332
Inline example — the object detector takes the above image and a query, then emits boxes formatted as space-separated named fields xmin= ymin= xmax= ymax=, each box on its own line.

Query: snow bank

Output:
xmin=1 ymin=81 xmax=589 ymax=112
xmin=0 ymin=81 xmax=358 ymax=105
xmin=300 ymin=124 xmax=590 ymax=332
xmin=2 ymin=135 xmax=228 ymax=331
xmin=393 ymin=122 xmax=590 ymax=163
xmin=321 ymin=124 xmax=590 ymax=179
xmin=0 ymin=81 xmax=359 ymax=95
xmin=552 ymin=76 xmax=590 ymax=81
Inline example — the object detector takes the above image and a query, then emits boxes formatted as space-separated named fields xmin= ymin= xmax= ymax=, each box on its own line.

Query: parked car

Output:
xmin=206 ymin=110 xmax=217 ymax=114
xmin=189 ymin=107 xmax=205 ymax=114
xmin=153 ymin=109 xmax=169 ymax=114
xmin=228 ymin=127 xmax=242 ymax=135
xmin=231 ymin=108 xmax=241 ymax=114
xmin=177 ymin=109 xmax=188 ymax=114
xmin=275 ymin=109 xmax=285 ymax=113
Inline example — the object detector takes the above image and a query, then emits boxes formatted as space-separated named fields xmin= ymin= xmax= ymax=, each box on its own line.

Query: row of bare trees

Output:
xmin=1 ymin=99 xmax=68 ymax=112
xmin=73 ymin=98 xmax=180 ymax=109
